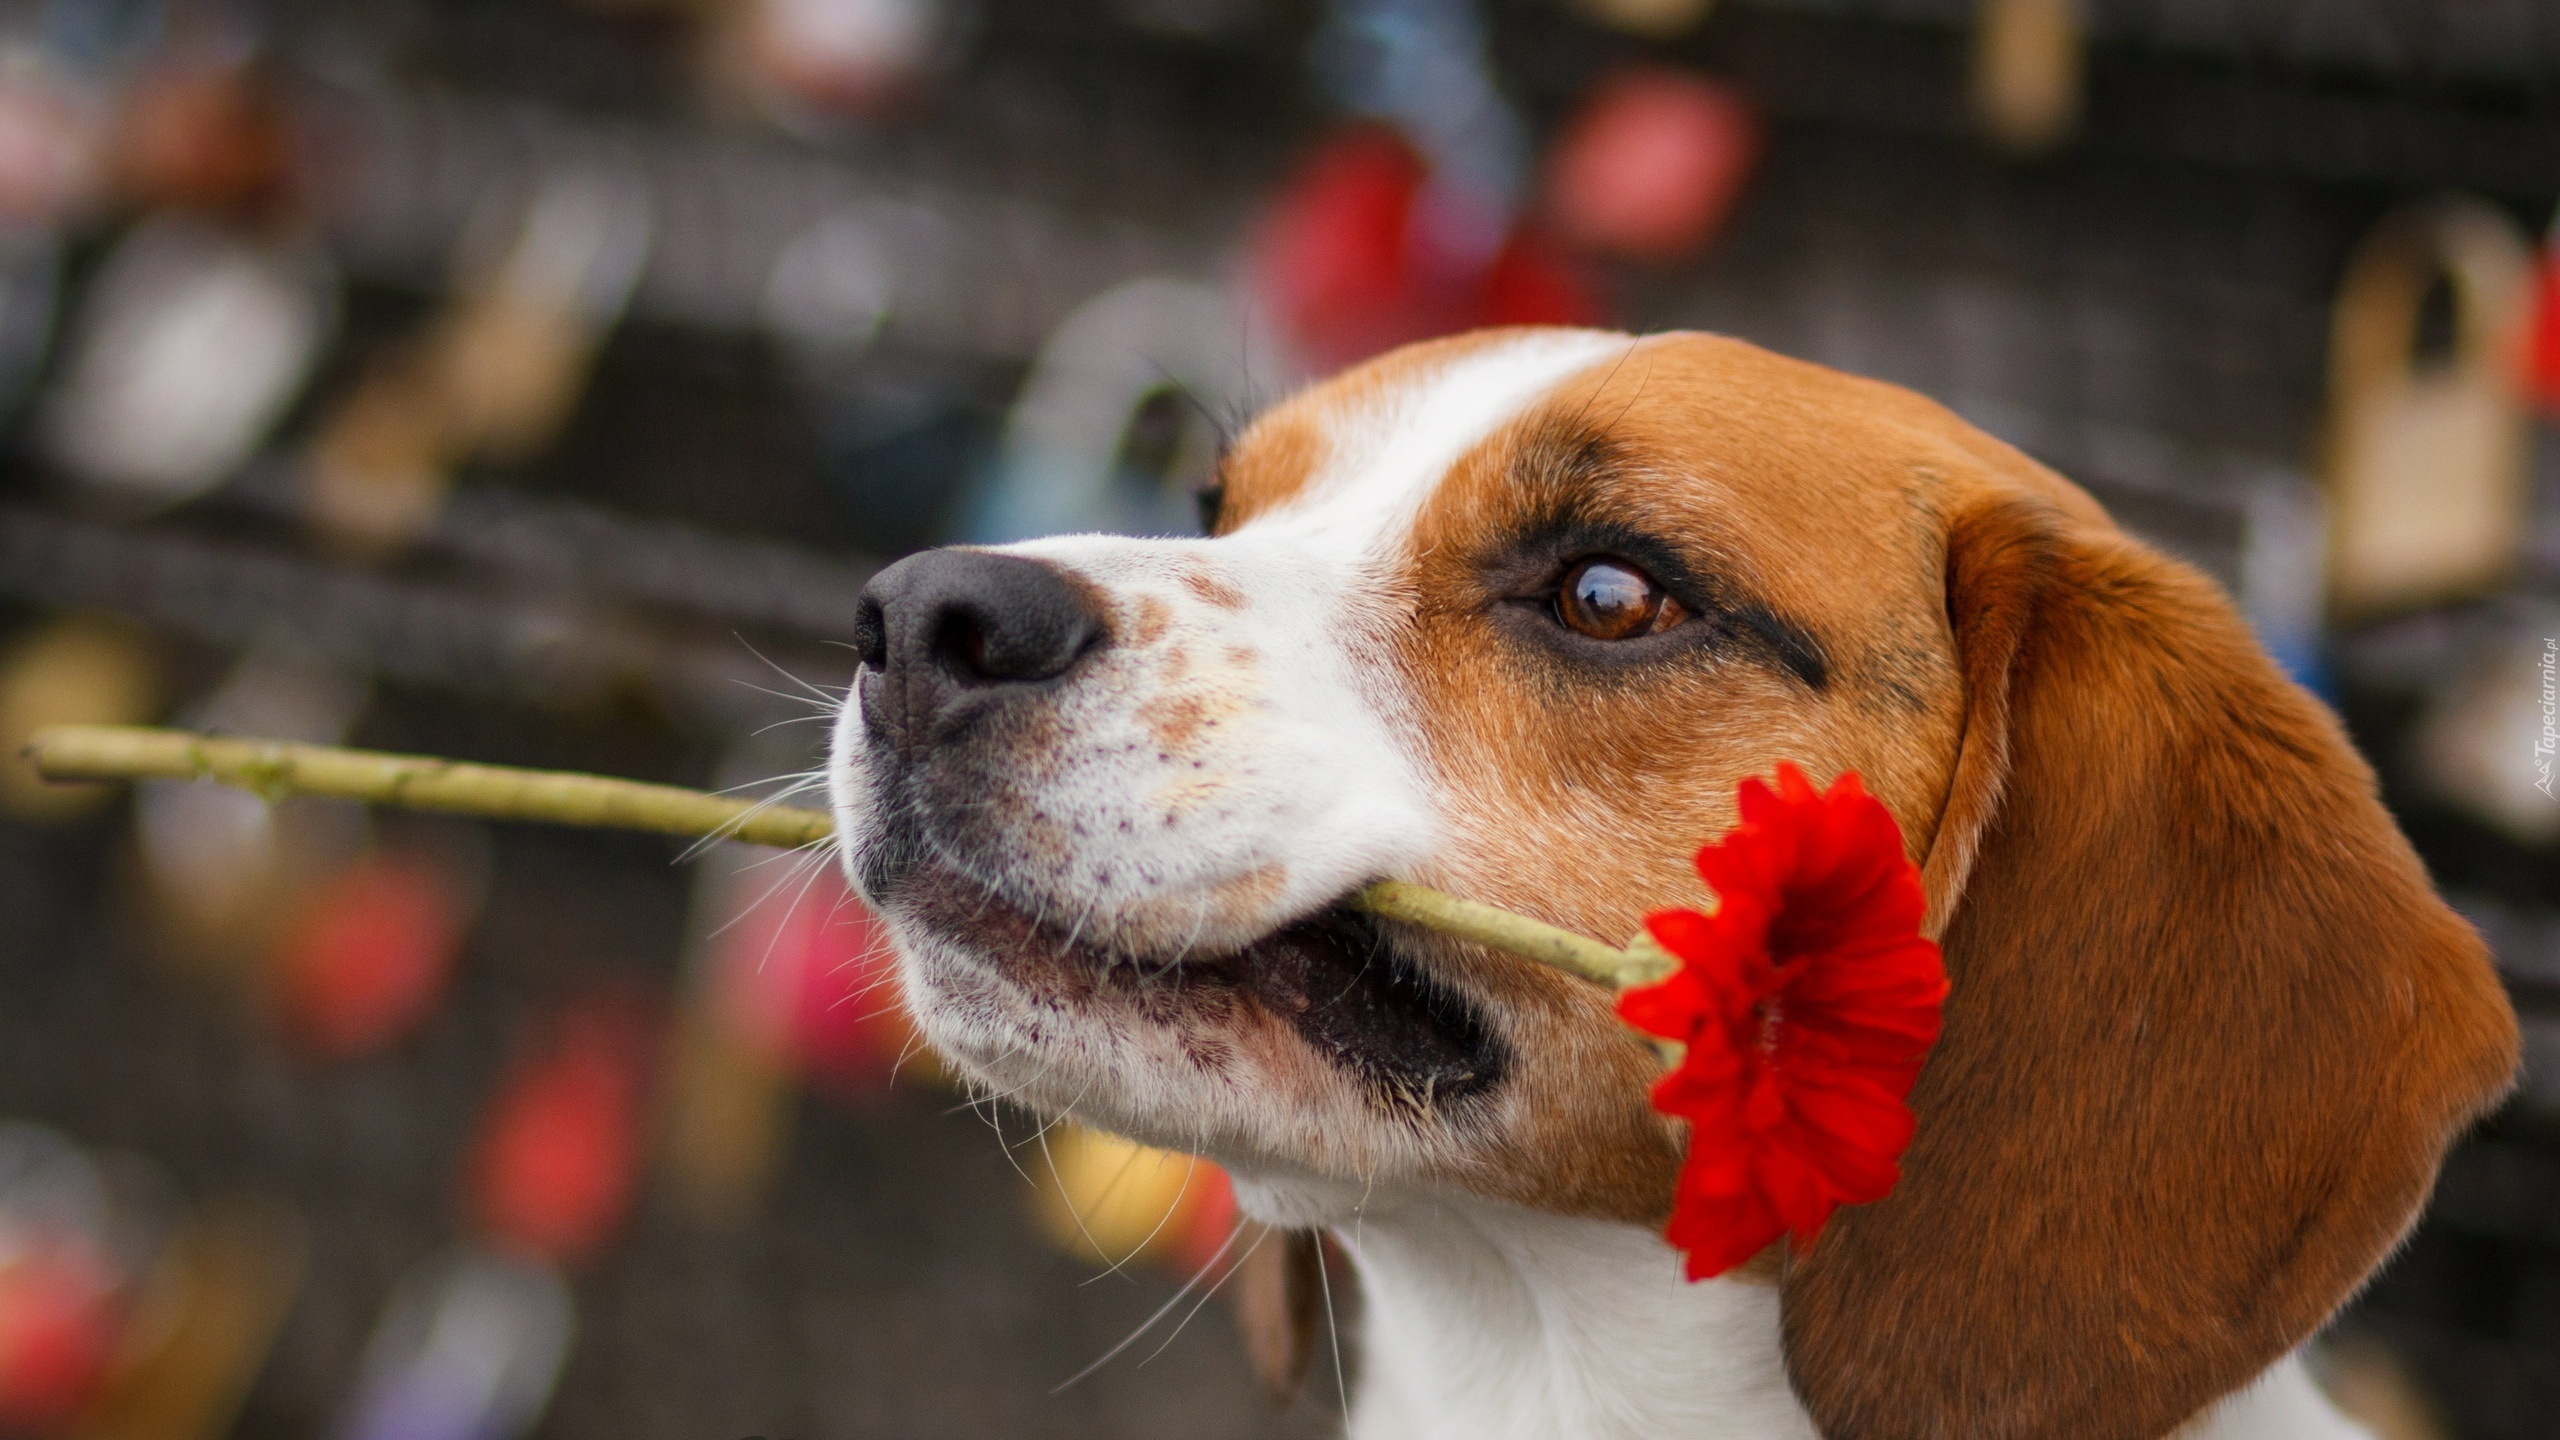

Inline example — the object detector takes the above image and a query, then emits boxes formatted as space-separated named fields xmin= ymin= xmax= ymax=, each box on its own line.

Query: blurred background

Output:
xmin=0 ymin=0 xmax=2551 ymax=1437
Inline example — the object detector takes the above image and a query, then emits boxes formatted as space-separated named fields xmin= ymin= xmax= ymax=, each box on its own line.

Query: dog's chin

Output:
xmin=875 ymin=862 xmax=1509 ymax=1140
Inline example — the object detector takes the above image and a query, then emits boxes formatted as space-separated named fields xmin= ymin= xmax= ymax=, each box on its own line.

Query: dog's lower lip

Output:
xmin=900 ymin=872 xmax=1507 ymax=1110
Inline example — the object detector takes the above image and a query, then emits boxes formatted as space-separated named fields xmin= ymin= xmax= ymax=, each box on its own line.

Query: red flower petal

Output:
xmin=1615 ymin=763 xmax=1948 ymax=1280
xmin=1665 ymin=1177 xmax=1782 ymax=1281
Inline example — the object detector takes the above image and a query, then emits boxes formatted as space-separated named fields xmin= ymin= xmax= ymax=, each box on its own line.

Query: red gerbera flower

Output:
xmin=1616 ymin=763 xmax=1948 ymax=1280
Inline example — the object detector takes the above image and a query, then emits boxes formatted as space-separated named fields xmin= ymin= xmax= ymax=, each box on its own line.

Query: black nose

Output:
xmin=854 ymin=548 xmax=1107 ymax=745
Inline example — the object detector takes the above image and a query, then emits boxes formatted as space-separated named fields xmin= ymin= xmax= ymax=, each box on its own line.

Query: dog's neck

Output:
xmin=1297 ymin=1189 xmax=1819 ymax=1440
xmin=1240 ymin=1182 xmax=2374 ymax=1440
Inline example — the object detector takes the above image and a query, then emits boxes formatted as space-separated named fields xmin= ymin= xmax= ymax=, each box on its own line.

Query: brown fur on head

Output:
xmin=837 ymin=329 xmax=2518 ymax=1437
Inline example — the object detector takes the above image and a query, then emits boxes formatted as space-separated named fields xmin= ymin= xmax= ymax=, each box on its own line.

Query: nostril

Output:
xmin=853 ymin=598 xmax=888 ymax=671
xmin=935 ymin=611 xmax=996 ymax=681
xmin=930 ymin=601 xmax=1096 ymax=684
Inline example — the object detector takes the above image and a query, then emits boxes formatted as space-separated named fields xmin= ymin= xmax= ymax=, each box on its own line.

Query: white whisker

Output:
xmin=1050 ymin=1219 xmax=1257 ymax=1393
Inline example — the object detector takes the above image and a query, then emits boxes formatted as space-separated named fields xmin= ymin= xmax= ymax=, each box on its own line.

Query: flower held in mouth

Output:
xmin=1616 ymin=762 xmax=1948 ymax=1281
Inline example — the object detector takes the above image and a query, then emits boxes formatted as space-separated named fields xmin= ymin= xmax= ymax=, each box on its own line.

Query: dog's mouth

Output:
xmin=894 ymin=869 xmax=1508 ymax=1112
xmin=1215 ymin=905 xmax=1507 ymax=1108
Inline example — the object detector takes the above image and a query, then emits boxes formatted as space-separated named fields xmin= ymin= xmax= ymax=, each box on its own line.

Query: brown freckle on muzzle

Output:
xmin=1137 ymin=673 xmax=1251 ymax=759
xmin=1129 ymin=594 xmax=1173 ymax=646
xmin=1178 ymin=567 xmax=1249 ymax=610
xmin=1140 ymin=691 xmax=1216 ymax=749
xmin=1151 ymin=772 xmax=1231 ymax=818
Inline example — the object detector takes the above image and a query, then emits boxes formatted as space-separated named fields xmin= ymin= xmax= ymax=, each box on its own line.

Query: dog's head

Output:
xmin=832 ymin=329 xmax=2517 ymax=1439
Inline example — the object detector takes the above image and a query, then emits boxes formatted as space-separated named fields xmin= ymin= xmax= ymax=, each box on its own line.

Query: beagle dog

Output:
xmin=832 ymin=329 xmax=2520 ymax=1440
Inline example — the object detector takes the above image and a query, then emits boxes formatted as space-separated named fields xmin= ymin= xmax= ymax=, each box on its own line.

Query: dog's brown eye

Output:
xmin=1558 ymin=558 xmax=1687 ymax=640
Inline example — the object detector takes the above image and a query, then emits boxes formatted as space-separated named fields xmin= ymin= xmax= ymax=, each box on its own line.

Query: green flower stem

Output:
xmin=26 ymin=724 xmax=832 ymax=851
xmin=1346 ymin=879 xmax=1667 ymax=990
xmin=26 ymin=725 xmax=1667 ymax=991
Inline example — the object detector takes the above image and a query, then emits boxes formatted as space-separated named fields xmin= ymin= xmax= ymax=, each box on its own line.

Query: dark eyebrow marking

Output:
xmin=1730 ymin=604 xmax=1830 ymax=690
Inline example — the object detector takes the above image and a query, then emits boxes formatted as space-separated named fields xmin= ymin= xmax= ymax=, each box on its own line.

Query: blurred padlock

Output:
xmin=43 ymin=214 xmax=336 ymax=512
xmin=327 ymin=1247 xmax=571 ymax=1440
xmin=760 ymin=207 xmax=894 ymax=366
xmin=1973 ymin=0 xmax=2082 ymax=157
xmin=272 ymin=850 xmax=474 ymax=1062
xmin=965 ymin=277 xmax=1265 ymax=543
xmin=656 ymin=993 xmax=790 ymax=1226
xmin=306 ymin=168 xmax=651 ymax=555
xmin=0 ymin=1246 xmax=117 ymax=1435
xmin=2316 ymin=1333 xmax=2453 ymax=1440
xmin=1253 ymin=127 xmax=1601 ymax=375
xmin=71 ymin=1198 xmax=304 ymax=1440
xmin=0 ymin=1126 xmax=157 ymax=1440
xmin=467 ymin=992 xmax=657 ymax=1267
xmin=1543 ymin=68 xmax=1759 ymax=265
xmin=658 ymin=735 xmax=811 ymax=1223
xmin=1168 ymin=1161 xmax=1238 ymax=1278
xmin=0 ymin=616 xmax=159 ymax=823
xmin=2322 ymin=198 xmax=2534 ymax=619
xmin=1314 ymin=0 xmax=1527 ymax=269
xmin=719 ymin=0 xmax=951 ymax=120
xmin=300 ymin=368 xmax=447 ymax=556
xmin=1254 ymin=129 xmax=1430 ymax=371
xmin=745 ymin=864 xmax=910 ymax=1099
xmin=1284 ymin=0 xmax=1604 ymax=371
xmin=2523 ymin=220 xmax=2560 ymax=416
xmin=429 ymin=168 xmax=653 ymax=464
xmin=109 ymin=56 xmax=294 ymax=220
xmin=2410 ymin=612 xmax=2560 ymax=846
xmin=661 ymin=855 xmax=917 ymax=1215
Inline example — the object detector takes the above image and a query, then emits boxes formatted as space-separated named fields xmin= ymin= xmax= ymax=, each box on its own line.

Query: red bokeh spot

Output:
xmin=469 ymin=995 xmax=657 ymax=1267
xmin=1544 ymin=68 xmax=1761 ymax=264
xmin=0 ymin=1247 xmax=116 ymax=1436
xmin=1255 ymin=126 xmax=1605 ymax=372
xmin=114 ymin=59 xmax=295 ymax=216
xmin=1166 ymin=1162 xmax=1237 ymax=1279
xmin=714 ymin=866 xmax=913 ymax=1101
xmin=276 ymin=854 xmax=467 ymax=1061
xmin=2525 ymin=251 xmax=2560 ymax=416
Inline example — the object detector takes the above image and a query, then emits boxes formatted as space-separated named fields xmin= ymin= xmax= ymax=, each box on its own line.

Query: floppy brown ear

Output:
xmin=1226 ymin=1225 xmax=1321 ymax=1403
xmin=1779 ymin=494 xmax=2519 ymax=1440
